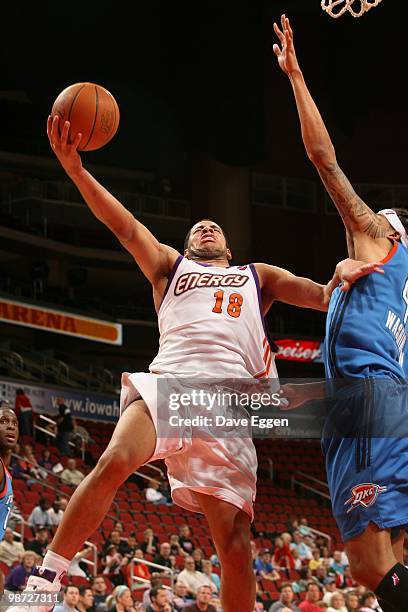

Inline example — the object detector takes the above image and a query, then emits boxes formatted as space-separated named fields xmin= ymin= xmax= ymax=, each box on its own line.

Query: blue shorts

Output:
xmin=322 ymin=378 xmax=408 ymax=542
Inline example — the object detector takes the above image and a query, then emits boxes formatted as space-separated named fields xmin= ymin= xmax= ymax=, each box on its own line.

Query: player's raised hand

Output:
xmin=273 ymin=15 xmax=300 ymax=76
xmin=47 ymin=115 xmax=83 ymax=179
xmin=338 ymin=259 xmax=385 ymax=291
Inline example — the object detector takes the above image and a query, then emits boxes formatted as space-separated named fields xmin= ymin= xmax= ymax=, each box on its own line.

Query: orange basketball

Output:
xmin=51 ymin=82 xmax=120 ymax=151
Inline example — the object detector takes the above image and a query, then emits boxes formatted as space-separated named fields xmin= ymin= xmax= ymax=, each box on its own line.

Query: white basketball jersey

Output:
xmin=149 ymin=256 xmax=278 ymax=379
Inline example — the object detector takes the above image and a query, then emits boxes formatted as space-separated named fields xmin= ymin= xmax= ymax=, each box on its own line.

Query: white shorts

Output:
xmin=120 ymin=372 xmax=257 ymax=519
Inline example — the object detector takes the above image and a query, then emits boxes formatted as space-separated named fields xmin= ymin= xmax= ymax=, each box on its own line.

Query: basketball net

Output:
xmin=321 ymin=0 xmax=382 ymax=18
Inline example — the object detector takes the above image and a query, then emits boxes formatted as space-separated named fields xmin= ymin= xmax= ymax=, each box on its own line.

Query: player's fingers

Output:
xmin=286 ymin=16 xmax=294 ymax=37
xmin=273 ymin=43 xmax=282 ymax=57
xmin=46 ymin=116 xmax=53 ymax=143
xmin=273 ymin=22 xmax=285 ymax=43
xmin=61 ymin=121 xmax=70 ymax=148
xmin=341 ymin=280 xmax=351 ymax=292
xmin=73 ymin=132 xmax=82 ymax=150
xmin=50 ymin=115 xmax=60 ymax=147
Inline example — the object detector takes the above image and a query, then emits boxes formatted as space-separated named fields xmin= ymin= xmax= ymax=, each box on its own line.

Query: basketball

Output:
xmin=51 ymin=82 xmax=120 ymax=151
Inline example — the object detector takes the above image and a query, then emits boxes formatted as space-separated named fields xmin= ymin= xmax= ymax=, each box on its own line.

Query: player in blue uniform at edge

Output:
xmin=0 ymin=406 xmax=18 ymax=591
xmin=274 ymin=14 xmax=408 ymax=612
xmin=0 ymin=407 xmax=18 ymax=538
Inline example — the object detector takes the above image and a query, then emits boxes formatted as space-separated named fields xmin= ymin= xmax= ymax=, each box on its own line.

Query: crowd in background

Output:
xmin=2 ymin=406 xmax=402 ymax=611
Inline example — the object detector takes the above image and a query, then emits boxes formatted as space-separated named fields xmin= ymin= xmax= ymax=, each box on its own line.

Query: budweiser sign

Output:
xmin=275 ymin=338 xmax=322 ymax=362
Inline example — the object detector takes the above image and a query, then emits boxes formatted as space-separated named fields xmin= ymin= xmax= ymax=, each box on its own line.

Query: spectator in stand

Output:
xmin=4 ymin=550 xmax=36 ymax=591
xmin=183 ymin=585 xmax=216 ymax=612
xmin=179 ymin=525 xmax=194 ymax=555
xmin=273 ymin=535 xmax=295 ymax=570
xmin=142 ymin=574 xmax=163 ymax=609
xmin=172 ymin=581 xmax=194 ymax=610
xmin=291 ymin=548 xmax=302 ymax=571
xmin=38 ymin=448 xmax=54 ymax=471
xmin=192 ymin=548 xmax=204 ymax=572
xmin=313 ymin=567 xmax=328 ymax=590
xmin=27 ymin=497 xmax=52 ymax=533
xmin=335 ymin=566 xmax=357 ymax=591
xmin=201 ymin=560 xmax=220 ymax=594
xmin=145 ymin=480 xmax=170 ymax=506
xmin=298 ymin=583 xmax=323 ymax=612
xmin=48 ymin=497 xmax=68 ymax=530
xmin=327 ymin=592 xmax=347 ymax=612
xmin=139 ymin=528 xmax=159 ymax=556
xmin=14 ymin=388 xmax=33 ymax=437
xmin=61 ymin=458 xmax=85 ymax=486
xmin=91 ymin=576 xmax=109 ymax=607
xmin=55 ymin=397 xmax=74 ymax=456
xmin=25 ymin=527 xmax=49 ymax=557
xmin=104 ymin=530 xmax=130 ymax=557
xmin=320 ymin=548 xmax=334 ymax=572
xmin=298 ymin=518 xmax=311 ymax=537
xmin=153 ymin=542 xmax=173 ymax=571
xmin=0 ymin=528 xmax=25 ymax=567
xmin=10 ymin=443 xmax=36 ymax=485
xmin=122 ymin=533 xmax=138 ymax=562
xmin=269 ymin=583 xmax=300 ymax=612
xmin=177 ymin=556 xmax=210 ymax=597
xmin=322 ymin=578 xmax=338 ymax=606
xmin=328 ymin=552 xmax=346 ymax=577
xmin=53 ymin=584 xmax=80 ymax=612
xmin=293 ymin=568 xmax=313 ymax=594
xmin=68 ymin=545 xmax=93 ymax=578
xmin=169 ymin=534 xmax=184 ymax=558
xmin=344 ymin=591 xmax=359 ymax=611
xmin=290 ymin=531 xmax=312 ymax=562
xmin=78 ymin=585 xmax=94 ymax=612
xmin=254 ymin=550 xmax=280 ymax=583
xmin=286 ymin=517 xmax=299 ymax=534
xmin=125 ymin=548 xmax=150 ymax=589
xmin=309 ymin=549 xmax=323 ymax=572
xmin=21 ymin=444 xmax=47 ymax=480
xmin=102 ymin=544 xmax=127 ymax=586
xmin=359 ymin=592 xmax=381 ymax=612
xmin=105 ymin=585 xmax=137 ymax=612
xmin=145 ymin=586 xmax=171 ymax=612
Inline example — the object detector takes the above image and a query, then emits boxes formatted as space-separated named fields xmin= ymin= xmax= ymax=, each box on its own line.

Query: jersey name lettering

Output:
xmin=174 ymin=272 xmax=249 ymax=296
xmin=385 ymin=309 xmax=407 ymax=366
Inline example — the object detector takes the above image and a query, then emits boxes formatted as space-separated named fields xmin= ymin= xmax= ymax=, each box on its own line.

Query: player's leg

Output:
xmin=194 ymin=491 xmax=255 ymax=612
xmin=11 ymin=399 xmax=156 ymax=610
xmin=345 ymin=523 xmax=408 ymax=612
xmin=50 ymin=399 xmax=156 ymax=558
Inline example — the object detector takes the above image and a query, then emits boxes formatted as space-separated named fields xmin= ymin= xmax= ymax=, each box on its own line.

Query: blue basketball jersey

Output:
xmin=0 ymin=458 xmax=13 ymax=541
xmin=324 ymin=241 xmax=408 ymax=380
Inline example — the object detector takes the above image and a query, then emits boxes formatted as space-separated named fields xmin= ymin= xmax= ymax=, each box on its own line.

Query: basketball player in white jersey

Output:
xmin=11 ymin=115 xmax=381 ymax=612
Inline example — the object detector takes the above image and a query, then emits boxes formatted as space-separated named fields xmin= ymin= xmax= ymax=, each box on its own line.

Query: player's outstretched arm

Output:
xmin=257 ymin=259 xmax=384 ymax=312
xmin=273 ymin=15 xmax=386 ymax=240
xmin=47 ymin=116 xmax=179 ymax=285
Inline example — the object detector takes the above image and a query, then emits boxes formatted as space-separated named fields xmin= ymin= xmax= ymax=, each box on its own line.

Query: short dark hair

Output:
xmin=150 ymin=586 xmax=165 ymax=599
xmin=78 ymin=585 xmax=92 ymax=596
xmin=64 ymin=584 xmax=79 ymax=594
xmin=280 ymin=582 xmax=293 ymax=592
xmin=183 ymin=220 xmax=230 ymax=251
xmin=392 ymin=207 xmax=408 ymax=235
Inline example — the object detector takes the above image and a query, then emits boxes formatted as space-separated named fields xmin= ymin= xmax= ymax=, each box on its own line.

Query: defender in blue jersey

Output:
xmin=0 ymin=407 xmax=18 ymax=541
xmin=274 ymin=14 xmax=408 ymax=612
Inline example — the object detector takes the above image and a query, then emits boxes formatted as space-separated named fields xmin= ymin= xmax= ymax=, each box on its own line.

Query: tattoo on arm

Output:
xmin=318 ymin=163 xmax=386 ymax=238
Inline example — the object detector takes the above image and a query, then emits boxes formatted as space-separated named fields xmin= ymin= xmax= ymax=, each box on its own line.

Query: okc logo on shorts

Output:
xmin=344 ymin=482 xmax=387 ymax=513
